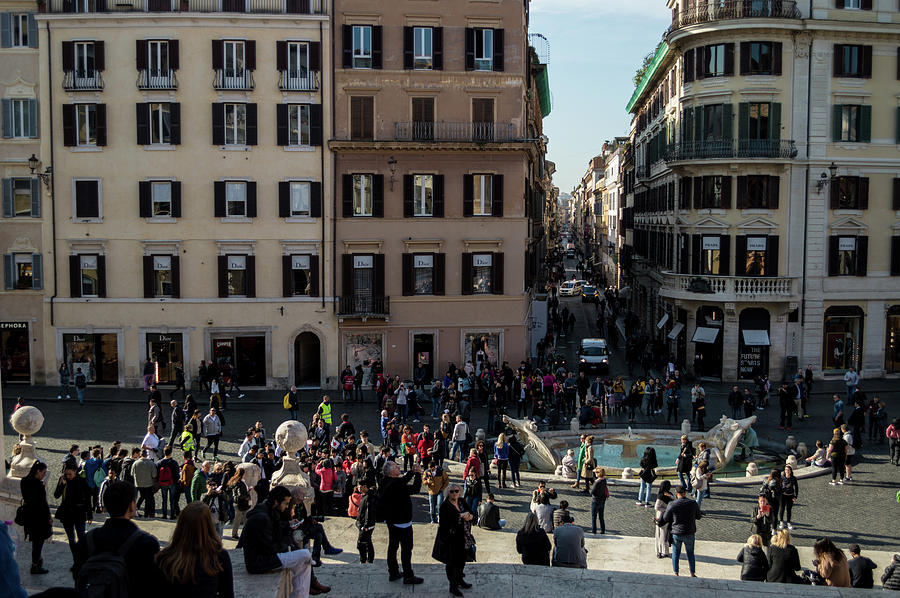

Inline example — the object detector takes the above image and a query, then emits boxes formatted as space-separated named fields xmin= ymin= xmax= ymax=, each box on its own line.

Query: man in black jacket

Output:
xmin=239 ymin=485 xmax=329 ymax=595
xmin=660 ymin=485 xmax=702 ymax=577
xmin=168 ymin=399 xmax=185 ymax=450
xmin=72 ymin=481 xmax=160 ymax=598
xmin=378 ymin=461 xmax=424 ymax=584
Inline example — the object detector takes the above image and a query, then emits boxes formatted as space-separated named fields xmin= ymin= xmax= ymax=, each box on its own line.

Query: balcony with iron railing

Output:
xmin=63 ymin=70 xmax=103 ymax=91
xmin=46 ymin=0 xmax=326 ymax=14
xmin=664 ymin=139 xmax=797 ymax=163
xmin=136 ymin=69 xmax=177 ymax=90
xmin=394 ymin=122 xmax=520 ymax=143
xmin=671 ymin=0 xmax=800 ymax=30
xmin=278 ymin=70 xmax=319 ymax=92
xmin=659 ymin=272 xmax=797 ymax=301
xmin=338 ymin=295 xmax=390 ymax=319
xmin=213 ymin=69 xmax=254 ymax=91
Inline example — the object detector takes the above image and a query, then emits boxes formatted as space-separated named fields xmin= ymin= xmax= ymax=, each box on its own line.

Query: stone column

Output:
xmin=721 ymin=309 xmax=739 ymax=381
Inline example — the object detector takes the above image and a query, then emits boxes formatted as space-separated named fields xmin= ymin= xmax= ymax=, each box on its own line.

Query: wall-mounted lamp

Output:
xmin=28 ymin=154 xmax=52 ymax=189
xmin=816 ymin=161 xmax=838 ymax=194
xmin=388 ymin=156 xmax=397 ymax=191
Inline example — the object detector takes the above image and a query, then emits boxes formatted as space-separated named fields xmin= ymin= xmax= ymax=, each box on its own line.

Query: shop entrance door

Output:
xmin=146 ymin=333 xmax=183 ymax=384
xmin=294 ymin=332 xmax=321 ymax=388
xmin=413 ymin=334 xmax=434 ymax=381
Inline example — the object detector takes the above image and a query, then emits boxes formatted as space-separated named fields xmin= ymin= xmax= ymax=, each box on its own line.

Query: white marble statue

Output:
xmin=9 ymin=406 xmax=44 ymax=478
xmin=270 ymin=420 xmax=315 ymax=510
xmin=503 ymin=415 xmax=561 ymax=472
xmin=702 ymin=415 xmax=758 ymax=470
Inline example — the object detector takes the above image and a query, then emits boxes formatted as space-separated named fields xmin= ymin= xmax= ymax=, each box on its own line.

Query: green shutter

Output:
xmin=722 ymin=103 xmax=733 ymax=143
xmin=859 ymin=105 xmax=871 ymax=143
xmin=896 ymin=107 xmax=900 ymax=144
xmin=738 ymin=103 xmax=749 ymax=141
xmin=27 ymin=99 xmax=37 ymax=138
xmin=695 ymin=106 xmax=704 ymax=142
xmin=1 ymin=98 xmax=11 ymax=138
xmin=32 ymin=254 xmax=42 ymax=289
xmin=832 ymin=105 xmax=843 ymax=142
xmin=770 ymin=103 xmax=781 ymax=141
xmin=1 ymin=178 xmax=12 ymax=218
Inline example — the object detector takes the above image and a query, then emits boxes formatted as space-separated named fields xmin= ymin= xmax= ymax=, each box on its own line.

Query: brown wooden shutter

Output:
xmin=276 ymin=104 xmax=288 ymax=146
xmin=492 ymin=252 xmax=504 ymax=295
xmin=342 ymin=254 xmax=353 ymax=297
xmin=464 ymin=28 xmax=475 ymax=71
xmin=143 ymin=255 xmax=154 ymax=298
xmin=282 ymin=255 xmax=292 ymax=297
xmin=246 ymin=182 xmax=257 ymax=217
xmin=214 ymin=181 xmax=226 ymax=217
xmin=276 ymin=41 xmax=287 ymax=72
xmin=433 ymin=27 xmax=443 ymax=70
xmin=372 ymin=174 xmax=384 ymax=217
xmin=855 ymin=236 xmax=868 ymax=277
xmin=310 ymin=182 xmax=322 ymax=218
xmin=773 ymin=42 xmax=782 ymax=76
xmin=861 ymin=45 xmax=872 ymax=78
xmin=171 ymin=182 xmax=181 ymax=217
xmin=433 ymin=253 xmax=445 ymax=295
xmin=691 ymin=235 xmax=701 ymax=274
xmin=310 ymin=104 xmax=323 ymax=146
xmin=94 ymin=41 xmax=105 ymax=71
xmin=734 ymin=236 xmax=747 ymax=276
xmin=833 ymin=44 xmax=843 ymax=76
xmin=491 ymin=174 xmax=503 ymax=217
xmin=401 ymin=253 xmax=413 ymax=295
xmin=62 ymin=41 xmax=74 ymax=71
xmin=218 ymin=255 xmax=228 ymax=297
xmin=736 ymin=176 xmax=747 ymax=209
xmin=723 ymin=43 xmax=734 ymax=76
xmin=342 ymin=174 xmax=353 ymax=217
xmin=169 ymin=103 xmax=181 ymax=145
xmin=136 ymin=40 xmax=148 ymax=70
xmin=69 ymin=255 xmax=81 ymax=297
xmin=309 ymin=42 xmax=321 ymax=71
xmin=493 ymin=28 xmax=504 ymax=72
xmin=768 ymin=176 xmax=780 ymax=209
xmin=461 ymin=253 xmax=473 ymax=295
xmin=211 ymin=103 xmax=224 ymax=145
xmin=63 ymin=105 xmax=76 ymax=146
xmin=433 ymin=174 xmax=444 ymax=217
xmin=278 ymin=181 xmax=290 ymax=217
xmin=890 ymin=237 xmax=900 ymax=276
xmin=372 ymin=26 xmax=382 ymax=69
xmin=403 ymin=27 xmax=413 ymax=70
xmin=245 ymin=103 xmax=257 ymax=145
xmin=136 ymin=103 xmax=150 ymax=145
xmin=373 ymin=254 xmax=385 ymax=297
xmin=403 ymin=175 xmax=414 ymax=218
xmin=95 ymin=104 xmax=107 ymax=146
xmin=309 ymin=255 xmax=319 ymax=296
xmin=96 ymin=255 xmax=107 ymax=297
xmin=767 ymin=236 xmax=779 ymax=277
xmin=858 ymin=177 xmax=869 ymax=210
xmin=828 ymin=237 xmax=840 ymax=276
xmin=139 ymin=181 xmax=152 ymax=217
xmin=245 ymin=255 xmax=256 ymax=297
xmin=463 ymin=174 xmax=474 ymax=217
xmin=245 ymin=40 xmax=256 ymax=70
xmin=342 ymin=25 xmax=352 ymax=68
xmin=212 ymin=39 xmax=223 ymax=70
xmin=169 ymin=40 xmax=179 ymax=70
xmin=719 ymin=235 xmax=730 ymax=276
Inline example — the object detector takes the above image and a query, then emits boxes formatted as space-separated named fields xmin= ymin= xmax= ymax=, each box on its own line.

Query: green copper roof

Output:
xmin=626 ymin=42 xmax=669 ymax=114
xmin=535 ymin=64 xmax=551 ymax=117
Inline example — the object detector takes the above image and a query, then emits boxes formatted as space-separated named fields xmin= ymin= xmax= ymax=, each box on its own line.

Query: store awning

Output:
xmin=656 ymin=314 xmax=669 ymax=329
xmin=667 ymin=322 xmax=685 ymax=340
xmin=691 ymin=326 xmax=720 ymax=344
xmin=742 ymin=330 xmax=771 ymax=346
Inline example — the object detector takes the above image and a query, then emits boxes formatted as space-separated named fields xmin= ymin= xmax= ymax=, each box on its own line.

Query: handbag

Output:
xmin=14 ymin=501 xmax=26 ymax=526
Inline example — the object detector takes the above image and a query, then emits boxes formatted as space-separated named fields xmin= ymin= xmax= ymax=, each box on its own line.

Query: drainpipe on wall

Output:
xmin=47 ymin=21 xmax=58 ymax=327
xmin=319 ymin=19 xmax=325 ymax=311
xmin=330 ymin=3 xmax=337 ymax=316
xmin=800 ymin=26 xmax=813 ymax=328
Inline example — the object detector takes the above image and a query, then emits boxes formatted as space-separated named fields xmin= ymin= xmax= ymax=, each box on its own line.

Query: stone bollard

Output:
xmin=745 ymin=462 xmax=759 ymax=477
xmin=270 ymin=420 xmax=314 ymax=511
xmin=570 ymin=418 xmax=580 ymax=433
xmin=785 ymin=435 xmax=797 ymax=452
xmin=475 ymin=428 xmax=486 ymax=442
xmin=796 ymin=442 xmax=808 ymax=460
xmin=9 ymin=406 xmax=44 ymax=478
xmin=621 ymin=467 xmax=634 ymax=480
xmin=785 ymin=455 xmax=798 ymax=469
xmin=681 ymin=419 xmax=691 ymax=436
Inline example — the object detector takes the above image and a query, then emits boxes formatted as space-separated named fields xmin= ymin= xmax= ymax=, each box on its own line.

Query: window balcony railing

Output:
xmin=47 ymin=0 xmax=326 ymax=14
xmin=63 ymin=70 xmax=104 ymax=91
xmin=278 ymin=70 xmax=319 ymax=92
xmin=671 ymin=0 xmax=800 ymax=30
xmin=136 ymin=69 xmax=178 ymax=90
xmin=213 ymin=70 xmax=254 ymax=91
xmin=393 ymin=122 xmax=520 ymax=143
xmin=660 ymin=272 xmax=796 ymax=301
xmin=664 ymin=140 xmax=796 ymax=162
xmin=338 ymin=295 xmax=390 ymax=318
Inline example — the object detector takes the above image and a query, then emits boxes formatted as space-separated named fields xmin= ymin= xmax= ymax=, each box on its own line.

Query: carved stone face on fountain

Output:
xmin=10 ymin=406 xmax=44 ymax=440
xmin=275 ymin=420 xmax=308 ymax=455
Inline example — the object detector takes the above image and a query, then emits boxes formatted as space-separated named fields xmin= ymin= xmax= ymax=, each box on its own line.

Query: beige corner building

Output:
xmin=329 ymin=0 xmax=551 ymax=379
xmin=0 ymin=0 xmax=43 ymax=385
xmin=31 ymin=0 xmax=336 ymax=388
xmin=624 ymin=0 xmax=900 ymax=381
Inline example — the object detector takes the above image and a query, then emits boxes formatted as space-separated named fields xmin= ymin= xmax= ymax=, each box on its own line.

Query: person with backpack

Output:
xmin=180 ymin=451 xmax=197 ymax=502
xmin=54 ymin=464 xmax=93 ymax=562
xmin=73 ymin=481 xmax=161 ymax=598
xmin=73 ymin=367 xmax=87 ymax=405
xmin=157 ymin=446 xmax=180 ymax=520
xmin=84 ymin=447 xmax=104 ymax=514
xmin=132 ymin=450 xmax=159 ymax=519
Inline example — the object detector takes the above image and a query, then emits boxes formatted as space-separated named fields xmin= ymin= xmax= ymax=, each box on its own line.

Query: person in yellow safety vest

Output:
xmin=180 ymin=428 xmax=196 ymax=453
xmin=317 ymin=395 xmax=333 ymax=437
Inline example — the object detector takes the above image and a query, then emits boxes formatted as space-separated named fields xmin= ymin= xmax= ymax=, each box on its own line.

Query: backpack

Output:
xmin=93 ymin=468 xmax=106 ymax=488
xmin=283 ymin=393 xmax=291 ymax=410
xmin=75 ymin=528 xmax=145 ymax=598
xmin=158 ymin=463 xmax=174 ymax=488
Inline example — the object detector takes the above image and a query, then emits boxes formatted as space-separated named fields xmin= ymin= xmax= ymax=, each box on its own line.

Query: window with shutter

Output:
xmin=74 ymin=179 xmax=101 ymax=220
xmin=411 ymin=97 xmax=434 ymax=141
xmin=350 ymin=96 xmax=374 ymax=140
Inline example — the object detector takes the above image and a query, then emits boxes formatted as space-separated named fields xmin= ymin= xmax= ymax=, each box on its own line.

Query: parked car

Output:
xmin=559 ymin=280 xmax=583 ymax=296
xmin=578 ymin=338 xmax=609 ymax=374
xmin=581 ymin=285 xmax=599 ymax=303
xmin=566 ymin=249 xmax=576 ymax=259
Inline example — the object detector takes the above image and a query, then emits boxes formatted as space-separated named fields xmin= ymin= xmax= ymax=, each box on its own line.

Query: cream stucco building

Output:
xmin=624 ymin=0 xmax=900 ymax=381
xmin=31 ymin=0 xmax=337 ymax=388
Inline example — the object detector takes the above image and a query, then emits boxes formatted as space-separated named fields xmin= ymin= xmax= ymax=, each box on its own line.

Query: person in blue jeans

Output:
xmin=73 ymin=367 xmax=87 ymax=405
xmin=637 ymin=447 xmax=658 ymax=506
xmin=431 ymin=381 xmax=445 ymax=419
xmin=659 ymin=485 xmax=702 ymax=577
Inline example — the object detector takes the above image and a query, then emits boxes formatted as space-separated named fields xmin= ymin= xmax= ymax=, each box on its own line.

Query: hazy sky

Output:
xmin=530 ymin=0 xmax=670 ymax=193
